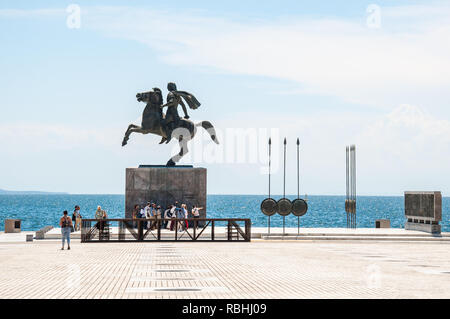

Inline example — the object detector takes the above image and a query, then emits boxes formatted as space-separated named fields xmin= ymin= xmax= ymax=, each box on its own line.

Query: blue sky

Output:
xmin=1 ymin=1 xmax=450 ymax=195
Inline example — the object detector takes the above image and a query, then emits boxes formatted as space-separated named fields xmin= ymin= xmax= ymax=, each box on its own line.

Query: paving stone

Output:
xmin=0 ymin=240 xmax=449 ymax=298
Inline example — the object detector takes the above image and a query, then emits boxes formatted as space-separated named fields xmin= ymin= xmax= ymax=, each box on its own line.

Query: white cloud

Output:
xmin=354 ymin=104 xmax=450 ymax=194
xmin=78 ymin=4 xmax=450 ymax=110
xmin=357 ymin=104 xmax=450 ymax=161
xmin=2 ymin=4 xmax=450 ymax=110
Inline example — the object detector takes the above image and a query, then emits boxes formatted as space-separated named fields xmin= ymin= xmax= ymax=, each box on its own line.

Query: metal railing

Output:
xmin=81 ymin=218 xmax=251 ymax=242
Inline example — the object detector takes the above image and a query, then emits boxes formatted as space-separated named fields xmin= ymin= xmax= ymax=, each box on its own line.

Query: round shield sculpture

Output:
xmin=261 ymin=198 xmax=277 ymax=216
xmin=292 ymin=198 xmax=308 ymax=217
xmin=277 ymin=198 xmax=292 ymax=216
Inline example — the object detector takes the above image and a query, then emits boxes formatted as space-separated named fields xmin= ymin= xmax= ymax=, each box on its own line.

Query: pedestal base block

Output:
xmin=405 ymin=222 xmax=441 ymax=234
xmin=125 ymin=167 xmax=207 ymax=219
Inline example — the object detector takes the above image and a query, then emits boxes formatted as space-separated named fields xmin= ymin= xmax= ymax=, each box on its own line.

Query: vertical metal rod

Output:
xmin=269 ymin=138 xmax=272 ymax=199
xmin=157 ymin=220 xmax=161 ymax=240
xmin=350 ymin=145 xmax=353 ymax=229
xmin=268 ymin=138 xmax=272 ymax=235
xmin=283 ymin=138 xmax=287 ymax=198
xmin=283 ymin=137 xmax=286 ymax=237
xmin=348 ymin=145 xmax=357 ymax=229
xmin=297 ymin=138 xmax=300 ymax=199
xmin=353 ymin=146 xmax=356 ymax=228
xmin=175 ymin=219 xmax=178 ymax=241
xmin=354 ymin=146 xmax=356 ymax=228
xmin=346 ymin=146 xmax=349 ymax=228
xmin=353 ymin=145 xmax=357 ymax=228
xmin=297 ymin=138 xmax=300 ymax=234
xmin=352 ymin=145 xmax=355 ymax=228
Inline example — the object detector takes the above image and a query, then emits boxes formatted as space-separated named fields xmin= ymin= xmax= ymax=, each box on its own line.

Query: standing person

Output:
xmin=95 ymin=206 xmax=104 ymax=230
xmin=182 ymin=204 xmax=189 ymax=229
xmin=132 ymin=204 xmax=140 ymax=228
xmin=143 ymin=202 xmax=150 ymax=230
xmin=176 ymin=205 xmax=185 ymax=231
xmin=102 ymin=209 xmax=108 ymax=233
xmin=163 ymin=205 xmax=172 ymax=229
xmin=143 ymin=202 xmax=152 ymax=229
xmin=138 ymin=205 xmax=144 ymax=229
xmin=95 ymin=206 xmax=103 ymax=219
xmin=59 ymin=211 xmax=73 ymax=250
xmin=150 ymin=203 xmax=157 ymax=230
xmin=156 ymin=205 xmax=162 ymax=229
xmin=192 ymin=205 xmax=203 ymax=229
xmin=78 ymin=205 xmax=83 ymax=231
xmin=73 ymin=205 xmax=82 ymax=231
xmin=138 ymin=205 xmax=146 ymax=233
xmin=169 ymin=205 xmax=177 ymax=231
xmin=72 ymin=208 xmax=77 ymax=230
xmin=145 ymin=202 xmax=153 ymax=230
xmin=139 ymin=205 xmax=146 ymax=219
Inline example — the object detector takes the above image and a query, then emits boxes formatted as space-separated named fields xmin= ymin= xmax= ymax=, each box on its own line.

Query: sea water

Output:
xmin=0 ymin=194 xmax=448 ymax=232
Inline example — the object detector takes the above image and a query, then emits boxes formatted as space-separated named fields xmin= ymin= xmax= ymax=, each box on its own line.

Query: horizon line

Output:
xmin=0 ymin=192 xmax=430 ymax=197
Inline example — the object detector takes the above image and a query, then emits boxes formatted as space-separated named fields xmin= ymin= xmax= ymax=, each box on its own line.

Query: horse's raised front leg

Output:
xmin=122 ymin=124 xmax=143 ymax=146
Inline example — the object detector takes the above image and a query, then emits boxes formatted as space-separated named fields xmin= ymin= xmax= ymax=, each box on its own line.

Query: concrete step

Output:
xmin=261 ymin=235 xmax=450 ymax=241
xmin=257 ymin=232 xmax=449 ymax=238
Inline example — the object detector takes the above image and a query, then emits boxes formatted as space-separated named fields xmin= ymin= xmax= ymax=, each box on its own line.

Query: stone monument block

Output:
xmin=4 ymin=219 xmax=21 ymax=233
xmin=375 ymin=219 xmax=390 ymax=228
xmin=404 ymin=191 xmax=442 ymax=234
xmin=125 ymin=166 xmax=207 ymax=219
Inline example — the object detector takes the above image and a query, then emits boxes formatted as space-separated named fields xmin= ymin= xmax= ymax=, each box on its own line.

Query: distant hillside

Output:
xmin=0 ymin=189 xmax=68 ymax=195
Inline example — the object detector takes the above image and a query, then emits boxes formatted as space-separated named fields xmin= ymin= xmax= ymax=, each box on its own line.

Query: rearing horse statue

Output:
xmin=121 ymin=87 xmax=219 ymax=166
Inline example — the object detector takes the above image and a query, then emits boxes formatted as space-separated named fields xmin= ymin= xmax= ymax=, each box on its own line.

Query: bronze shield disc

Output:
xmin=261 ymin=198 xmax=277 ymax=216
xmin=292 ymin=198 xmax=308 ymax=217
xmin=277 ymin=198 xmax=292 ymax=216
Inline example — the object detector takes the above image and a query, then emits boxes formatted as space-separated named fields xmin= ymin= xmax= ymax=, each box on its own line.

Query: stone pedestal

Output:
xmin=125 ymin=166 xmax=207 ymax=219
xmin=375 ymin=219 xmax=390 ymax=228
xmin=404 ymin=191 xmax=442 ymax=234
xmin=4 ymin=219 xmax=21 ymax=233
xmin=405 ymin=222 xmax=441 ymax=234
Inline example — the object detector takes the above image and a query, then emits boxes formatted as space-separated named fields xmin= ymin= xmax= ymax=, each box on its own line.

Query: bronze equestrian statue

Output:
xmin=121 ymin=83 xmax=219 ymax=166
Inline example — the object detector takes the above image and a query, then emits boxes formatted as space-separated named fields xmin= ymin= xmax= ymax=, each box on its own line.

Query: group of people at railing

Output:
xmin=132 ymin=201 xmax=203 ymax=231
xmin=59 ymin=201 xmax=204 ymax=249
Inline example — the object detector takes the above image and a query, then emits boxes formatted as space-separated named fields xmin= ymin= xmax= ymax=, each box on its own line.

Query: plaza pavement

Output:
xmin=0 ymin=236 xmax=449 ymax=298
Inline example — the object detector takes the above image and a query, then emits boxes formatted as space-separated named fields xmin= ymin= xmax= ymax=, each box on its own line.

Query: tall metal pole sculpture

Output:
xmin=297 ymin=138 xmax=300 ymax=234
xmin=262 ymin=137 xmax=306 ymax=237
xmin=346 ymin=146 xmax=349 ymax=228
xmin=277 ymin=138 xmax=292 ymax=237
xmin=283 ymin=138 xmax=287 ymax=235
xmin=345 ymin=145 xmax=356 ymax=228
xmin=352 ymin=145 xmax=357 ymax=228
xmin=260 ymin=138 xmax=277 ymax=235
xmin=292 ymin=138 xmax=308 ymax=235
xmin=268 ymin=138 xmax=271 ymax=233
xmin=297 ymin=138 xmax=300 ymax=203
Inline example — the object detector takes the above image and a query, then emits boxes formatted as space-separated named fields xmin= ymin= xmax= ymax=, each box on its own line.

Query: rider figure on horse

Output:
xmin=122 ymin=82 xmax=217 ymax=166
xmin=160 ymin=82 xmax=201 ymax=144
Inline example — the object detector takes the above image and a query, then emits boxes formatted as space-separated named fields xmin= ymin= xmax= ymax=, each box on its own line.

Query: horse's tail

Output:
xmin=196 ymin=121 xmax=219 ymax=144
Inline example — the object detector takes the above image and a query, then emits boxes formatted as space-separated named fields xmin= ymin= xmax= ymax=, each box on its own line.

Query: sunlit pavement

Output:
xmin=0 ymin=239 xmax=449 ymax=299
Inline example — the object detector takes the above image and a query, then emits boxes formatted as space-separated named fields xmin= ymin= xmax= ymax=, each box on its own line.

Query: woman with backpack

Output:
xmin=59 ymin=210 xmax=73 ymax=250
